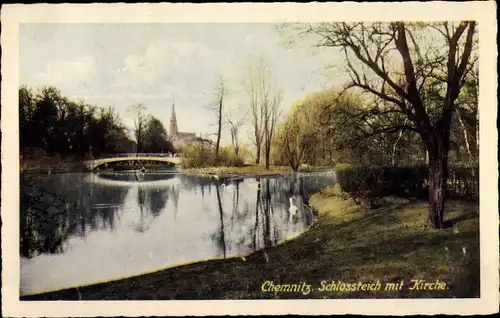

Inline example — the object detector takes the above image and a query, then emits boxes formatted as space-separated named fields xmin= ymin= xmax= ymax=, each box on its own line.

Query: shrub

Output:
xmin=335 ymin=165 xmax=478 ymax=207
xmin=181 ymin=144 xmax=244 ymax=168
xmin=336 ymin=165 xmax=424 ymax=207
xmin=180 ymin=144 xmax=215 ymax=168
xmin=214 ymin=147 xmax=245 ymax=167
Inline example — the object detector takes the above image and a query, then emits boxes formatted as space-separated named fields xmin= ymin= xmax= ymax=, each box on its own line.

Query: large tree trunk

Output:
xmin=255 ymin=143 xmax=261 ymax=164
xmin=290 ymin=158 xmax=300 ymax=172
xmin=426 ymin=134 xmax=450 ymax=229
xmin=264 ymin=142 xmax=271 ymax=169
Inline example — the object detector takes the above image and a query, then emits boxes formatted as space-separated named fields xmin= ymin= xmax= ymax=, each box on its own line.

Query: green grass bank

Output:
xmin=184 ymin=164 xmax=332 ymax=178
xmin=21 ymin=185 xmax=479 ymax=300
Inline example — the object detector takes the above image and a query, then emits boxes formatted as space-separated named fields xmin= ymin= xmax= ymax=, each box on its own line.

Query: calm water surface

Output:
xmin=20 ymin=170 xmax=336 ymax=295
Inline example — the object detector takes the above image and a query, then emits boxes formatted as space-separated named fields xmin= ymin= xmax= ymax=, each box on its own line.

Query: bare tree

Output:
xmin=244 ymin=57 xmax=282 ymax=167
xmin=288 ymin=21 xmax=477 ymax=229
xmin=226 ymin=108 xmax=245 ymax=156
xmin=127 ymin=104 xmax=149 ymax=153
xmin=207 ymin=75 xmax=226 ymax=157
xmin=244 ymin=62 xmax=265 ymax=164
xmin=263 ymin=87 xmax=283 ymax=169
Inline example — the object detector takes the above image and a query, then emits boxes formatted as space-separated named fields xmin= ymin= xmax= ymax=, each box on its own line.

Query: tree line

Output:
xmin=19 ymin=86 xmax=174 ymax=158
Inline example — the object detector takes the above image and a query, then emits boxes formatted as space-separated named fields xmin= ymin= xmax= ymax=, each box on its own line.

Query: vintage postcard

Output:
xmin=1 ymin=2 xmax=498 ymax=316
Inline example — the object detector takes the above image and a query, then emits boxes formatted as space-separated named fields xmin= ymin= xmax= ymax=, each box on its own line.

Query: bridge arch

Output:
xmin=84 ymin=154 xmax=182 ymax=171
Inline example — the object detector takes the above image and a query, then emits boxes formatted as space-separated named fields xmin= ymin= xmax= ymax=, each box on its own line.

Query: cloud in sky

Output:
xmin=20 ymin=23 xmax=345 ymax=144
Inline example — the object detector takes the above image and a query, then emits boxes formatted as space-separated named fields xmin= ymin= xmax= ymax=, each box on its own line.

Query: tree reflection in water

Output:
xmin=206 ymin=172 xmax=338 ymax=260
xmin=20 ymin=170 xmax=337 ymax=294
xmin=104 ymin=173 xmax=177 ymax=233
xmin=214 ymin=185 xmax=227 ymax=258
xmin=20 ymin=173 xmax=131 ymax=258
xmin=21 ymin=171 xmax=336 ymax=258
xmin=20 ymin=172 xmax=180 ymax=256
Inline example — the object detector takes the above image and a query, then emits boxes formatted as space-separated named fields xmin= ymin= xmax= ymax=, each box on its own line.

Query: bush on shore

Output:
xmin=335 ymin=164 xmax=479 ymax=208
xmin=180 ymin=144 xmax=244 ymax=169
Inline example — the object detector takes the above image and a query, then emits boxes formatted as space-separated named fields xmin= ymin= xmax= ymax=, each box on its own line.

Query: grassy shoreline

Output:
xmin=183 ymin=164 xmax=332 ymax=179
xmin=21 ymin=185 xmax=479 ymax=300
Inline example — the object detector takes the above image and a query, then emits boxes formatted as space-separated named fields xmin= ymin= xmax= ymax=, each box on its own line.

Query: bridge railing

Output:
xmin=91 ymin=153 xmax=180 ymax=159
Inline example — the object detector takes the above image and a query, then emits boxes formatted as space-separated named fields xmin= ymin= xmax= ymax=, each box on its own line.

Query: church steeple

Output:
xmin=169 ymin=98 xmax=178 ymax=140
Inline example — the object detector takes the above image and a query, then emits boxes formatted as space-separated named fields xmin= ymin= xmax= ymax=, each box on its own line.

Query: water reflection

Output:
xmin=20 ymin=171 xmax=336 ymax=295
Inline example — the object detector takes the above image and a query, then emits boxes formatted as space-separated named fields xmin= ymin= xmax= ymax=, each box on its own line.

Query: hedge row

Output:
xmin=335 ymin=165 xmax=479 ymax=203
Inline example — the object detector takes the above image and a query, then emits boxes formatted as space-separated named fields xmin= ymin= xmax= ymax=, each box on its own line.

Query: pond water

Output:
xmin=20 ymin=170 xmax=336 ymax=296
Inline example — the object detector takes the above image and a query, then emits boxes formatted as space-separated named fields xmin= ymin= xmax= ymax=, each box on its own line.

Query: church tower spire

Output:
xmin=169 ymin=97 xmax=178 ymax=141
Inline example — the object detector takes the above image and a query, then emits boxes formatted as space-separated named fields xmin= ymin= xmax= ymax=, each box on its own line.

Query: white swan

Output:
xmin=289 ymin=196 xmax=299 ymax=216
xmin=220 ymin=183 xmax=235 ymax=192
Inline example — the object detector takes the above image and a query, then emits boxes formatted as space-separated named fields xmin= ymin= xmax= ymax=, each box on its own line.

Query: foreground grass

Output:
xmin=21 ymin=185 xmax=479 ymax=300
xmin=184 ymin=164 xmax=332 ymax=178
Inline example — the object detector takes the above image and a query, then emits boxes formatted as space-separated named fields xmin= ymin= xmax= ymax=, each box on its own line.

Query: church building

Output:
xmin=168 ymin=100 xmax=214 ymax=151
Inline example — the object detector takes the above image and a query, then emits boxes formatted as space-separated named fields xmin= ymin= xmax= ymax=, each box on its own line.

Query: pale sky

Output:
xmin=20 ymin=23 xmax=345 ymax=144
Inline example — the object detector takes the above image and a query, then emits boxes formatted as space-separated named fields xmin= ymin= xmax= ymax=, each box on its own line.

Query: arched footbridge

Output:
xmin=84 ymin=153 xmax=182 ymax=171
